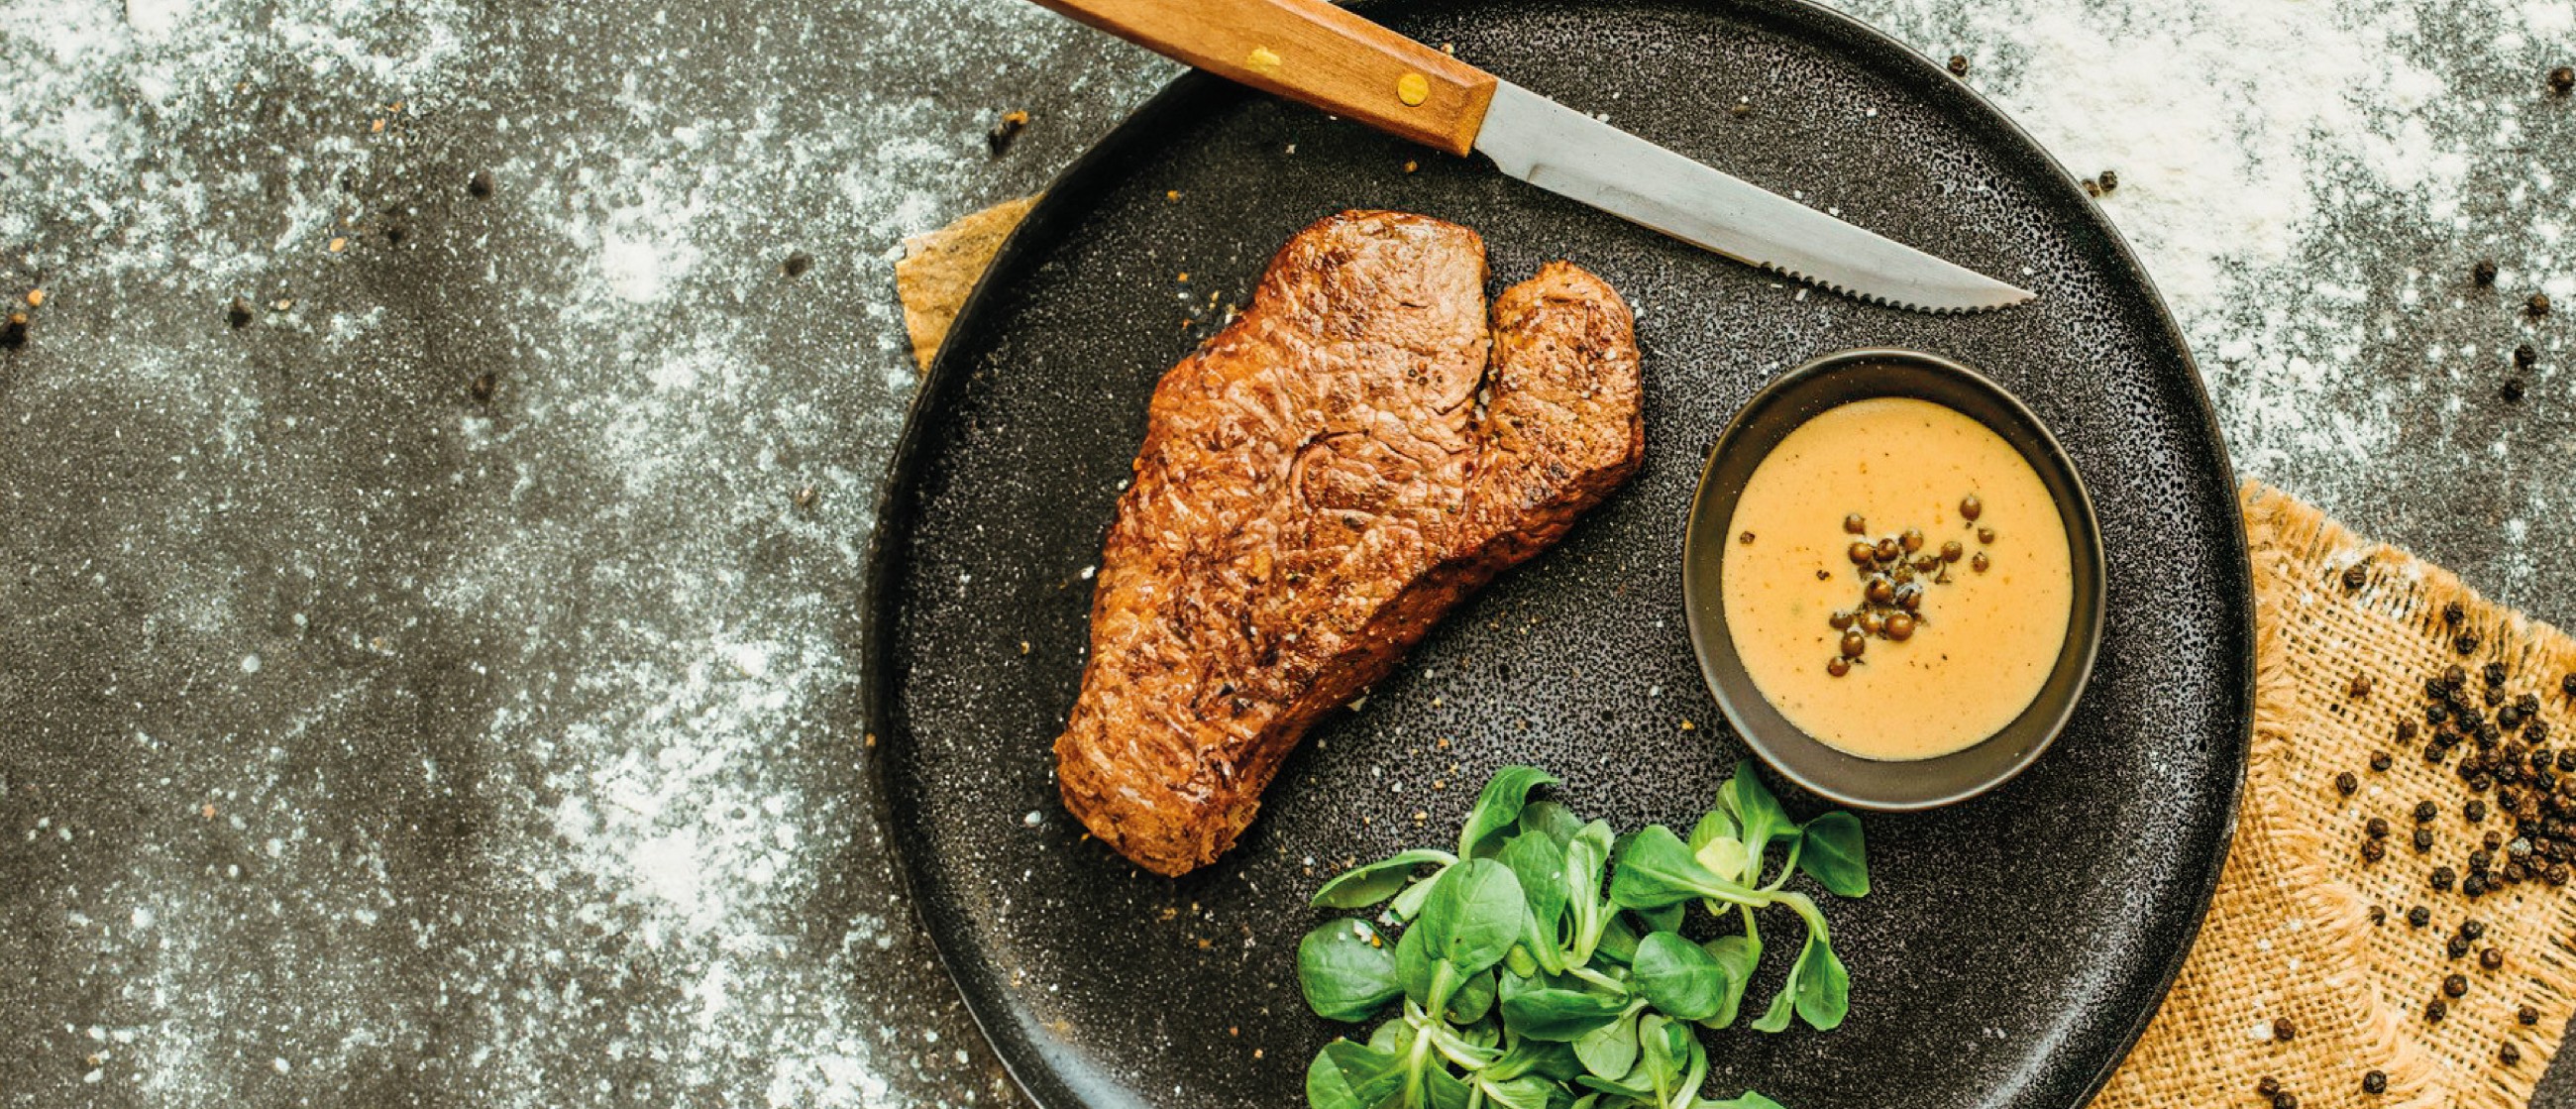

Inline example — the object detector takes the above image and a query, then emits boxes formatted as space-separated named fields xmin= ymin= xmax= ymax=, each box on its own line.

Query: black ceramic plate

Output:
xmin=863 ymin=1 xmax=2252 ymax=1107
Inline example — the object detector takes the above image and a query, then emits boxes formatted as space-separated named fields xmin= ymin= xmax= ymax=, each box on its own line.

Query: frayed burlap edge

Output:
xmin=2095 ymin=481 xmax=2576 ymax=1109
xmin=895 ymin=193 xmax=1039 ymax=373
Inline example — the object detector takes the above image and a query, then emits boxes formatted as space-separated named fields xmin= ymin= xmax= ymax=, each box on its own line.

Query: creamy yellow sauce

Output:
xmin=1719 ymin=397 xmax=2072 ymax=761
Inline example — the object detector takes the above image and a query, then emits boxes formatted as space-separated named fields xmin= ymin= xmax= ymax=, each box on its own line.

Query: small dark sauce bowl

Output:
xmin=1681 ymin=348 xmax=2106 ymax=811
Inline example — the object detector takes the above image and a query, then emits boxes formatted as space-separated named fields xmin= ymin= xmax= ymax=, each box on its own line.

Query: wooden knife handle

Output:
xmin=1028 ymin=0 xmax=1498 ymax=156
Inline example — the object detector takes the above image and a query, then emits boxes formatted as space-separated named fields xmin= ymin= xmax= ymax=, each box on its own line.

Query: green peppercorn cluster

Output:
xmin=1819 ymin=496 xmax=1991 ymax=677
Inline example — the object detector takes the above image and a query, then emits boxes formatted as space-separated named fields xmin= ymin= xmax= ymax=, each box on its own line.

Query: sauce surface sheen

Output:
xmin=1720 ymin=396 xmax=2072 ymax=761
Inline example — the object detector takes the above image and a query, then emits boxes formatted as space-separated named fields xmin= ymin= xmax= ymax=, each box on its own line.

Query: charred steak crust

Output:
xmin=1053 ymin=210 xmax=1644 ymax=876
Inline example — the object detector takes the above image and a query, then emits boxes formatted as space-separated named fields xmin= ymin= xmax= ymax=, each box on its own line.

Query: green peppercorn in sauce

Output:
xmin=1720 ymin=397 xmax=2074 ymax=761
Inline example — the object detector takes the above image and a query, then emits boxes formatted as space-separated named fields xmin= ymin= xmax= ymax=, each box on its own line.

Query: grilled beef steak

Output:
xmin=1054 ymin=210 xmax=1644 ymax=876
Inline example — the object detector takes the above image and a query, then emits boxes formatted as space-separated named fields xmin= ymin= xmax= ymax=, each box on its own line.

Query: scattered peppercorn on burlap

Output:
xmin=895 ymin=201 xmax=2576 ymax=1108
xmin=2094 ymin=482 xmax=2576 ymax=1109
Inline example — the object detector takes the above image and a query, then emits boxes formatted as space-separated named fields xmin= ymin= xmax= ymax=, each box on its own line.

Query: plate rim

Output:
xmin=857 ymin=1 xmax=2255 ymax=1105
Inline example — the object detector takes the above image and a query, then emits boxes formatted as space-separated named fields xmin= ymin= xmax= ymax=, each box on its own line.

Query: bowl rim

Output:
xmin=1680 ymin=346 xmax=2109 ymax=811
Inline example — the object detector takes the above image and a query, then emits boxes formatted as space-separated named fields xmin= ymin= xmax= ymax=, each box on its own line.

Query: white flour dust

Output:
xmin=1838 ymin=0 xmax=2575 ymax=519
xmin=3 ymin=0 xmax=1146 ymax=1105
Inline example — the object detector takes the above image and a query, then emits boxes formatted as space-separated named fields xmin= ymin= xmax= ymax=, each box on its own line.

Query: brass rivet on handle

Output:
xmin=1396 ymin=72 xmax=1430 ymax=106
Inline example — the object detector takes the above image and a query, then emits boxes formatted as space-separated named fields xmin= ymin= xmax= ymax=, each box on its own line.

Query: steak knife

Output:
xmin=1026 ymin=0 xmax=2034 ymax=313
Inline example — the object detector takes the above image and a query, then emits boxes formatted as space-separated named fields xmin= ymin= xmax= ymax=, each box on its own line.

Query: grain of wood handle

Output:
xmin=1028 ymin=0 xmax=1499 ymax=156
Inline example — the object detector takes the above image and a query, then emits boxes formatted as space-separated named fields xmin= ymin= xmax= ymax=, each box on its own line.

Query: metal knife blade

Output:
xmin=1473 ymin=81 xmax=2034 ymax=313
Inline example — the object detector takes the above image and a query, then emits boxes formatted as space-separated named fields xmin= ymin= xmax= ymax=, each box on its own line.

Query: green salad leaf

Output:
xmin=1313 ymin=847 xmax=1458 ymax=909
xmin=1299 ymin=919 xmax=1403 ymax=1022
xmin=1294 ymin=763 xmax=1869 ymax=1109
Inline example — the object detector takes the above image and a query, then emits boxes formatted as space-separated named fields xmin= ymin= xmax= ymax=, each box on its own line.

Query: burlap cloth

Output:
xmin=897 ymin=200 xmax=2576 ymax=1108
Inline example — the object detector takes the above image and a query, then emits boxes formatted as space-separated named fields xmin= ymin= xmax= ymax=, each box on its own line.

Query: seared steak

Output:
xmin=1054 ymin=210 xmax=1644 ymax=876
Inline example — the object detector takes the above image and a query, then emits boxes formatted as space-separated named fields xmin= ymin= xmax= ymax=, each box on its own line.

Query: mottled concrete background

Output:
xmin=2 ymin=0 xmax=2572 ymax=1105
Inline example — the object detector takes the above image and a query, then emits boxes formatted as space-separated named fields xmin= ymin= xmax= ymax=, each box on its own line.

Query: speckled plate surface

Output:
xmin=861 ymin=1 xmax=2252 ymax=1106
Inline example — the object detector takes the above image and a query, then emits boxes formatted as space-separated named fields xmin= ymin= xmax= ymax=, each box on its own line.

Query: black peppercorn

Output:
xmin=2462 ymin=919 xmax=2487 ymax=941
xmin=2415 ymin=800 xmax=2439 ymax=822
xmin=2363 ymin=1069 xmax=2388 ymax=1095
xmin=1947 ymin=54 xmax=1970 ymax=76
xmin=2431 ymin=866 xmax=2457 ymax=891
xmin=2350 ymin=674 xmax=2373 ymax=698
xmin=2369 ymin=904 xmax=2387 ymax=926
xmin=2272 ymin=1017 xmax=2296 ymax=1042
xmin=2372 ymin=751 xmax=2395 ymax=772
xmin=2448 ymin=935 xmax=2472 ymax=958
xmin=2503 ymin=1041 xmax=2522 ymax=1066
xmin=2467 ymin=800 xmax=2489 ymax=823
xmin=2257 ymin=1076 xmax=2282 ymax=1098
xmin=2336 ymin=771 xmax=2359 ymax=796
xmin=2415 ymin=828 xmax=2435 ymax=851
xmin=1972 ymin=552 xmax=1989 ymax=574
xmin=2532 ymin=292 xmax=2554 ymax=318
xmin=2360 ymin=838 xmax=2387 ymax=862
xmin=2521 ymin=1005 xmax=2540 ymax=1026
xmin=2408 ymin=905 xmax=2431 ymax=928
xmin=2552 ymin=65 xmax=2576 ymax=94
xmin=2482 ymin=947 xmax=2505 ymax=971
xmin=226 ymin=296 xmax=256 ymax=329
xmin=2502 ymin=378 xmax=2527 ymax=402
xmin=2486 ymin=662 xmax=2509 ymax=687
xmin=2367 ymin=817 xmax=2391 ymax=838
xmin=467 ymin=168 xmax=494 ymax=198
xmin=2458 ymin=631 xmax=2482 ymax=655
xmin=2516 ymin=343 xmax=2539 ymax=370
xmin=2343 ymin=563 xmax=2369 ymax=590
xmin=2427 ymin=998 xmax=2448 ymax=1022
xmin=2474 ymin=259 xmax=2501 ymax=286
xmin=2444 ymin=973 xmax=2468 ymax=998
xmin=2273 ymin=1094 xmax=2298 ymax=1109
